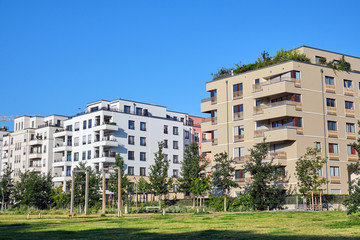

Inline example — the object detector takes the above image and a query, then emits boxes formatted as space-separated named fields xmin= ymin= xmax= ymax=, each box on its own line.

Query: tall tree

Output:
xmin=0 ymin=167 xmax=13 ymax=211
xmin=13 ymin=171 xmax=53 ymax=209
xmin=178 ymin=142 xmax=207 ymax=206
xmin=190 ymin=176 xmax=210 ymax=208
xmin=211 ymin=152 xmax=237 ymax=211
xmin=295 ymin=147 xmax=327 ymax=195
xmin=108 ymin=153 xmax=129 ymax=204
xmin=137 ymin=177 xmax=149 ymax=203
xmin=149 ymin=142 xmax=172 ymax=208
xmin=244 ymin=140 xmax=285 ymax=211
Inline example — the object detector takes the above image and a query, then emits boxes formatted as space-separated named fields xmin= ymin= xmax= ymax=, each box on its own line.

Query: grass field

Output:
xmin=1 ymin=211 xmax=360 ymax=239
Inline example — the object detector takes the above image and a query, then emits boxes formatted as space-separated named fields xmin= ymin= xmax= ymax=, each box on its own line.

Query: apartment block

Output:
xmin=0 ymin=126 xmax=9 ymax=174
xmin=52 ymin=99 xmax=195 ymax=190
xmin=201 ymin=46 xmax=360 ymax=195
xmin=1 ymin=115 xmax=69 ymax=180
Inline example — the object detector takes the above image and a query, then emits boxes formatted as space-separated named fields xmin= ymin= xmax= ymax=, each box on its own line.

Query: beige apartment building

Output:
xmin=201 ymin=46 xmax=360 ymax=196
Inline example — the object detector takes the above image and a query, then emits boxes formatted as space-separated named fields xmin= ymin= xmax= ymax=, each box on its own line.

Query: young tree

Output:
xmin=295 ymin=147 xmax=327 ymax=195
xmin=0 ymin=167 xmax=13 ymax=211
xmin=149 ymin=142 xmax=172 ymax=208
xmin=211 ymin=152 xmax=237 ymax=211
xmin=244 ymin=140 xmax=285 ymax=211
xmin=178 ymin=142 xmax=207 ymax=207
xmin=51 ymin=186 xmax=70 ymax=209
xmin=14 ymin=171 xmax=53 ymax=209
xmin=72 ymin=162 xmax=101 ymax=208
xmin=137 ymin=177 xmax=149 ymax=202
xmin=190 ymin=176 xmax=210 ymax=208
xmin=108 ymin=154 xmax=129 ymax=204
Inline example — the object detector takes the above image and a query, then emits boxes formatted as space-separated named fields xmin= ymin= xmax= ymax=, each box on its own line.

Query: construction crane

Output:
xmin=0 ymin=116 xmax=18 ymax=122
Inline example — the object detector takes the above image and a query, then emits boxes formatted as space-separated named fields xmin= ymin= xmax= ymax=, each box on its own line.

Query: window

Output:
xmin=128 ymin=167 xmax=134 ymax=176
xmin=67 ymin=152 xmax=71 ymax=161
xmin=330 ymin=166 xmax=339 ymax=177
xmin=82 ymin=135 xmax=86 ymax=145
xmin=235 ymin=169 xmax=245 ymax=179
xmin=234 ymin=126 xmax=244 ymax=136
xmin=136 ymin=107 xmax=142 ymax=115
xmin=234 ymin=104 xmax=243 ymax=113
xmin=345 ymin=101 xmax=354 ymax=110
xmin=140 ymin=152 xmax=146 ymax=161
xmin=233 ymin=83 xmax=243 ymax=92
xmin=164 ymin=125 xmax=168 ymax=134
xmin=173 ymin=169 xmax=179 ymax=178
xmin=88 ymin=134 xmax=92 ymax=144
xmin=329 ymin=143 xmax=338 ymax=154
xmin=140 ymin=167 xmax=146 ymax=176
xmin=140 ymin=122 xmax=146 ymax=131
xmin=140 ymin=137 xmax=146 ymax=146
xmin=234 ymin=147 xmax=245 ymax=159
xmin=194 ymin=132 xmax=200 ymax=142
xmin=173 ymin=141 xmax=179 ymax=149
xmin=83 ymin=120 xmax=87 ymax=130
xmin=164 ymin=140 xmax=168 ymax=148
xmin=43 ymin=145 xmax=46 ymax=153
xmin=316 ymin=142 xmax=321 ymax=152
xmin=74 ymin=137 xmax=79 ymax=146
xmin=128 ymin=151 xmax=134 ymax=160
xmin=344 ymin=79 xmax=352 ymax=88
xmin=254 ymin=79 xmax=260 ymax=84
xmin=66 ymin=167 xmax=71 ymax=177
xmin=75 ymin=122 xmax=80 ymax=131
xmin=318 ymin=168 xmax=322 ymax=176
xmin=74 ymin=152 xmax=79 ymax=161
xmin=325 ymin=76 xmax=334 ymax=85
xmin=173 ymin=127 xmax=179 ymax=135
xmin=87 ymin=150 xmax=91 ymax=160
xmin=173 ymin=155 xmax=179 ymax=163
xmin=326 ymin=98 xmax=336 ymax=107
xmin=67 ymin=125 xmax=73 ymax=131
xmin=173 ymin=184 xmax=178 ymax=193
xmin=347 ymin=145 xmax=356 ymax=155
xmin=82 ymin=151 xmax=86 ymax=160
xmin=331 ymin=189 xmax=341 ymax=194
xmin=327 ymin=121 xmax=337 ymax=131
xmin=124 ymin=105 xmax=131 ymax=113
xmin=128 ymin=120 xmax=135 ymax=130
xmin=128 ymin=136 xmax=135 ymax=145
xmin=185 ymin=131 xmax=190 ymax=139
xmin=346 ymin=123 xmax=355 ymax=133
xmin=88 ymin=119 xmax=92 ymax=128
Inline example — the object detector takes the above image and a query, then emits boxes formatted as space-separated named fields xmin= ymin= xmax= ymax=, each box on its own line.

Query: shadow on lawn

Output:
xmin=1 ymin=227 xmax=358 ymax=240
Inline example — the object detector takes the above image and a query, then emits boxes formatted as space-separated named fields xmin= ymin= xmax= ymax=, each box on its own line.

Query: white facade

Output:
xmin=1 ymin=115 xmax=69 ymax=180
xmin=52 ymin=99 xmax=193 ymax=190
xmin=0 ymin=129 xmax=9 ymax=174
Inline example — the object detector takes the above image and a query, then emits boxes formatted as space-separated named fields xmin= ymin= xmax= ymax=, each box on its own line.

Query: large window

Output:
xmin=128 ymin=151 xmax=134 ymax=160
xmin=140 ymin=152 xmax=146 ymax=161
xmin=235 ymin=169 xmax=245 ymax=179
xmin=136 ymin=107 xmax=142 ymax=115
xmin=185 ymin=131 xmax=190 ymax=139
xmin=330 ymin=166 xmax=339 ymax=177
xmin=88 ymin=119 xmax=92 ymax=128
xmin=140 ymin=137 xmax=146 ymax=146
xmin=344 ymin=79 xmax=352 ymax=88
xmin=124 ymin=105 xmax=131 ymax=113
xmin=325 ymin=76 xmax=334 ymax=85
xmin=128 ymin=120 xmax=135 ymax=130
xmin=233 ymin=83 xmax=243 ymax=92
xmin=346 ymin=123 xmax=355 ymax=133
xmin=164 ymin=125 xmax=168 ymax=134
xmin=173 ymin=141 xmax=179 ymax=149
xmin=345 ymin=101 xmax=354 ymax=110
xmin=347 ymin=145 xmax=356 ymax=155
xmin=87 ymin=150 xmax=91 ymax=160
xmin=173 ymin=169 xmax=179 ymax=178
xmin=140 ymin=122 xmax=146 ymax=131
xmin=173 ymin=127 xmax=179 ymax=135
xmin=74 ymin=152 xmax=79 ymax=161
xmin=327 ymin=121 xmax=337 ymax=131
xmin=83 ymin=120 xmax=87 ymax=130
xmin=329 ymin=143 xmax=338 ymax=154
xmin=326 ymin=98 xmax=336 ymax=107
xmin=140 ymin=167 xmax=146 ymax=176
xmin=316 ymin=142 xmax=321 ymax=152
xmin=173 ymin=155 xmax=179 ymax=163
xmin=164 ymin=140 xmax=168 ymax=148
xmin=128 ymin=136 xmax=135 ymax=145
xmin=234 ymin=104 xmax=243 ymax=113
xmin=128 ymin=167 xmax=134 ymax=176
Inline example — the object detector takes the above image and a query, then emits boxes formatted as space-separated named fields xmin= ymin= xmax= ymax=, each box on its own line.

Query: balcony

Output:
xmin=212 ymin=138 xmax=218 ymax=145
xmin=254 ymin=102 xmax=301 ymax=121
xmin=235 ymin=177 xmax=251 ymax=185
xmin=348 ymin=154 xmax=358 ymax=162
xmin=90 ymin=153 xmax=116 ymax=164
xmin=326 ymin=84 xmax=336 ymax=93
xmin=53 ymin=174 xmax=71 ymax=183
xmin=329 ymin=153 xmax=339 ymax=160
xmin=202 ymin=117 xmax=217 ymax=125
xmin=254 ymin=126 xmax=301 ymax=142
xmin=267 ymin=151 xmax=287 ymax=160
xmin=327 ymin=106 xmax=336 ymax=115
xmin=53 ymin=143 xmax=72 ymax=152
xmin=28 ymin=166 xmax=42 ymax=172
xmin=345 ymin=109 xmax=355 ymax=118
xmin=54 ymin=129 xmax=73 ymax=138
xmin=93 ymin=123 xmax=118 ymax=132
xmin=253 ymin=83 xmax=262 ymax=92
xmin=347 ymin=132 xmax=356 ymax=139
xmin=29 ymin=152 xmax=42 ymax=159
xmin=53 ymin=158 xmax=72 ymax=167
xmin=253 ymin=106 xmax=263 ymax=115
xmin=328 ymin=131 xmax=338 ymax=138
xmin=330 ymin=176 xmax=340 ymax=184
xmin=233 ymin=112 xmax=244 ymax=121
xmin=29 ymin=139 xmax=43 ymax=146
xmin=344 ymin=87 xmax=354 ymax=96
xmin=201 ymin=96 xmax=217 ymax=104
xmin=234 ymin=134 xmax=244 ymax=142
xmin=233 ymin=90 xmax=243 ymax=100
xmin=234 ymin=156 xmax=246 ymax=164
xmin=93 ymin=137 xmax=118 ymax=147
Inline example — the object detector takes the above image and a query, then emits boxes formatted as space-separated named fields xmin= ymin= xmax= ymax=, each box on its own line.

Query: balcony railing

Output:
xmin=268 ymin=151 xmax=287 ymax=159
xmin=234 ymin=134 xmax=244 ymax=142
xmin=348 ymin=154 xmax=358 ymax=162
xmin=328 ymin=130 xmax=338 ymax=138
xmin=201 ymin=96 xmax=217 ymax=104
xmin=344 ymin=87 xmax=354 ymax=96
xmin=233 ymin=90 xmax=243 ymax=99
xmin=326 ymin=106 xmax=337 ymax=115
xmin=253 ymin=106 xmax=263 ymax=115
xmin=345 ymin=109 xmax=355 ymax=117
xmin=262 ymin=77 xmax=301 ymax=87
xmin=254 ymin=126 xmax=303 ymax=137
xmin=212 ymin=138 xmax=218 ymax=145
xmin=326 ymin=84 xmax=336 ymax=93
xmin=253 ymin=83 xmax=262 ymax=92
xmin=263 ymin=100 xmax=302 ymax=110
xmin=202 ymin=117 xmax=217 ymax=124
xmin=330 ymin=176 xmax=340 ymax=184
xmin=233 ymin=112 xmax=244 ymax=121
xmin=329 ymin=153 xmax=339 ymax=160
xmin=347 ymin=132 xmax=356 ymax=139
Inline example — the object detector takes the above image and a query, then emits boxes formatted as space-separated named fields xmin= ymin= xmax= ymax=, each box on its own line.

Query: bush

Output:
xmin=165 ymin=205 xmax=189 ymax=213
xmin=232 ymin=194 xmax=254 ymax=212
xmin=208 ymin=196 xmax=235 ymax=212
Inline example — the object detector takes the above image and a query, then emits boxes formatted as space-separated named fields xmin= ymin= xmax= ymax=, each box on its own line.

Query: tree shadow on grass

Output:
xmin=1 ymin=227 xmax=359 ymax=240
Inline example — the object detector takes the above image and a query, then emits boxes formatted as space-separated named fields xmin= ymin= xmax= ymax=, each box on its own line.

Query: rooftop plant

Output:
xmin=211 ymin=49 xmax=310 ymax=80
xmin=319 ymin=55 xmax=351 ymax=72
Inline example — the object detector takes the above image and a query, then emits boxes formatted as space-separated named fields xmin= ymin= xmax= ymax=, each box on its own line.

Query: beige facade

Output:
xmin=201 ymin=46 xmax=360 ymax=196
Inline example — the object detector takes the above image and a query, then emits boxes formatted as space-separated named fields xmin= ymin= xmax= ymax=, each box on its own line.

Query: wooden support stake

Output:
xmin=85 ymin=171 xmax=89 ymax=215
xmin=70 ymin=171 xmax=75 ymax=217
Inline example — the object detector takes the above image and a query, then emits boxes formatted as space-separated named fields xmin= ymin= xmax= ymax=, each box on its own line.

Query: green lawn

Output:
xmin=1 ymin=211 xmax=360 ymax=239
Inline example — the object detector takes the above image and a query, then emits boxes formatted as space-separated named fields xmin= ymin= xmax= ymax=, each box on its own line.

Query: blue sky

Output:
xmin=1 ymin=0 xmax=360 ymax=130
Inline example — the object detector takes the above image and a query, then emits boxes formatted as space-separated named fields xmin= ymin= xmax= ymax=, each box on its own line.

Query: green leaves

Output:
xmin=211 ymin=152 xmax=237 ymax=196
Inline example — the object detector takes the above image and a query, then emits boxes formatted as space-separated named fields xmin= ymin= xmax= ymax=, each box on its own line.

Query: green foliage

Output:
xmin=211 ymin=67 xmax=233 ymax=80
xmin=244 ymin=140 xmax=285 ymax=211
xmin=178 ymin=142 xmax=208 ymax=196
xmin=232 ymin=193 xmax=254 ymax=212
xmin=323 ymin=55 xmax=351 ymax=72
xmin=165 ymin=205 xmax=189 ymax=213
xmin=50 ymin=186 xmax=70 ymax=209
xmin=295 ymin=147 xmax=327 ymax=195
xmin=108 ymin=153 xmax=129 ymax=201
xmin=13 ymin=171 xmax=53 ymax=209
xmin=211 ymin=152 xmax=237 ymax=197
xmin=149 ymin=142 xmax=173 ymax=206
xmin=190 ymin=177 xmax=210 ymax=197
xmin=208 ymin=196 xmax=234 ymax=211
xmin=0 ymin=167 xmax=13 ymax=208
xmin=318 ymin=56 xmax=327 ymax=65
xmin=72 ymin=162 xmax=101 ymax=208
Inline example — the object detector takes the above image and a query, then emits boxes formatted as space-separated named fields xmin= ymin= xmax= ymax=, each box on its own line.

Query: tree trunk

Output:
xmin=224 ymin=195 xmax=227 ymax=212
xmin=159 ymin=195 xmax=162 ymax=209
xmin=192 ymin=193 xmax=195 ymax=209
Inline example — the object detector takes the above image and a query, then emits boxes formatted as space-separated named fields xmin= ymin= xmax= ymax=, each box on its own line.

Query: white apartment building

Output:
xmin=1 ymin=115 xmax=69 ymax=180
xmin=0 ymin=127 xmax=9 ymax=175
xmin=52 ymin=99 xmax=193 ymax=190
